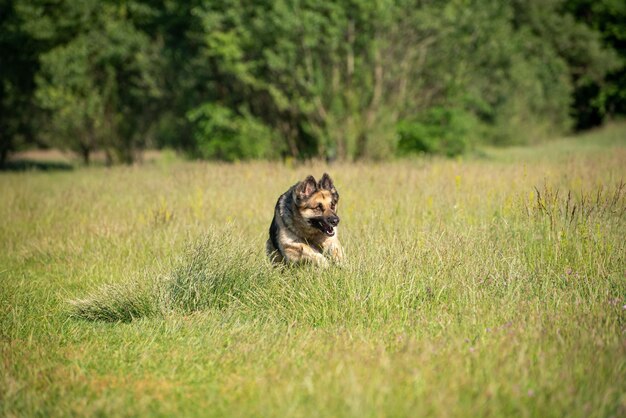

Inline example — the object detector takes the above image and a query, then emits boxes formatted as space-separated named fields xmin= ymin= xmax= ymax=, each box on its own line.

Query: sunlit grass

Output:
xmin=1 ymin=124 xmax=625 ymax=417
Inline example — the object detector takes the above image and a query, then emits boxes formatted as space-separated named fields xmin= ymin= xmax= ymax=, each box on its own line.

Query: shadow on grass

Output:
xmin=1 ymin=159 xmax=74 ymax=172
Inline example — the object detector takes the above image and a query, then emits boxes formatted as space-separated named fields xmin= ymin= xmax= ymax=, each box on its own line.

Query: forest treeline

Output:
xmin=1 ymin=0 xmax=625 ymax=164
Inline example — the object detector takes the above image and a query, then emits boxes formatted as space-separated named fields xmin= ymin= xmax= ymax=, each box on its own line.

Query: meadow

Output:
xmin=1 ymin=124 xmax=625 ymax=417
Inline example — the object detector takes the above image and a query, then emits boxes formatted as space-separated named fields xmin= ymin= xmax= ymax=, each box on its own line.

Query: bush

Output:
xmin=187 ymin=103 xmax=282 ymax=161
xmin=396 ymin=107 xmax=478 ymax=157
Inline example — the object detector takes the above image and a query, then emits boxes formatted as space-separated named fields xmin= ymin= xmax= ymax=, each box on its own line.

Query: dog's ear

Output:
xmin=295 ymin=175 xmax=317 ymax=202
xmin=318 ymin=173 xmax=339 ymax=202
xmin=318 ymin=173 xmax=336 ymax=193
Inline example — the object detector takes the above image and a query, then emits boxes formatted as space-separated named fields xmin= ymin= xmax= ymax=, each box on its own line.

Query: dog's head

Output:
xmin=294 ymin=173 xmax=340 ymax=237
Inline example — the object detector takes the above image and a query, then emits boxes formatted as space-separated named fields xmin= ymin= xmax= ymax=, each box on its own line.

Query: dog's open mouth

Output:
xmin=311 ymin=219 xmax=335 ymax=236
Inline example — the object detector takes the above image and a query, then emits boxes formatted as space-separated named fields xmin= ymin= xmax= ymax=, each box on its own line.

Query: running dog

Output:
xmin=266 ymin=173 xmax=344 ymax=266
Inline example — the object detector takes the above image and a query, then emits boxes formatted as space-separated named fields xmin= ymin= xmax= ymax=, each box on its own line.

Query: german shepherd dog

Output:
xmin=266 ymin=173 xmax=344 ymax=266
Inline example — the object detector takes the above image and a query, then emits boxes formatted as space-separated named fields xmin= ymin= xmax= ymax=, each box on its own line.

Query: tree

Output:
xmin=564 ymin=0 xmax=626 ymax=128
xmin=2 ymin=0 xmax=623 ymax=164
xmin=31 ymin=0 xmax=163 ymax=164
xmin=0 ymin=0 xmax=43 ymax=166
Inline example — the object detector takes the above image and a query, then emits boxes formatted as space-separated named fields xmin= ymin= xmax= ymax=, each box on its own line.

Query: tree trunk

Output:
xmin=280 ymin=120 xmax=299 ymax=158
xmin=105 ymin=149 xmax=113 ymax=167
xmin=341 ymin=19 xmax=356 ymax=161
xmin=0 ymin=141 xmax=8 ymax=168
xmin=356 ymin=44 xmax=384 ymax=159
xmin=346 ymin=19 xmax=355 ymax=86
xmin=80 ymin=146 xmax=90 ymax=165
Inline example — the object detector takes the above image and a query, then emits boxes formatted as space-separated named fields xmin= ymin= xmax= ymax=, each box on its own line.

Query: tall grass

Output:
xmin=69 ymin=230 xmax=272 ymax=321
xmin=69 ymin=278 xmax=157 ymax=322
xmin=70 ymin=170 xmax=626 ymax=331
xmin=1 ymin=124 xmax=625 ymax=417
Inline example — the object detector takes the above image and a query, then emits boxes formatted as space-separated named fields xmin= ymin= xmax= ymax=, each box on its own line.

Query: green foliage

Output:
xmin=0 ymin=0 xmax=45 ymax=165
xmin=187 ymin=104 xmax=282 ymax=161
xmin=35 ymin=34 xmax=105 ymax=163
xmin=564 ymin=0 xmax=626 ymax=128
xmin=397 ymin=107 xmax=477 ymax=157
xmin=1 ymin=0 xmax=625 ymax=162
xmin=20 ymin=0 xmax=163 ymax=164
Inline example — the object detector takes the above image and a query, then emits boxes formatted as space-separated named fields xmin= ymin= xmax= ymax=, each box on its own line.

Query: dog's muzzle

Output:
xmin=311 ymin=216 xmax=339 ymax=236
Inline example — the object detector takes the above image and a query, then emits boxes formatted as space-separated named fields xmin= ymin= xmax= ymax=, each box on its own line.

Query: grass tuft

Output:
xmin=68 ymin=279 xmax=157 ymax=322
xmin=160 ymin=231 xmax=269 ymax=313
xmin=69 ymin=230 xmax=270 ymax=321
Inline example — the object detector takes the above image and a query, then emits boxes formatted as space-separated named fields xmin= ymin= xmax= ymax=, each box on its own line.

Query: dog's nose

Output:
xmin=328 ymin=216 xmax=340 ymax=226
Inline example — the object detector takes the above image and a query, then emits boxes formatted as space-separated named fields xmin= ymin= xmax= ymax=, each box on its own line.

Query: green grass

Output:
xmin=1 ymin=124 xmax=625 ymax=417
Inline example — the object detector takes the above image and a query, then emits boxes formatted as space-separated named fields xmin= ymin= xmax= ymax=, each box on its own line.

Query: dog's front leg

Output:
xmin=327 ymin=243 xmax=345 ymax=264
xmin=283 ymin=243 xmax=329 ymax=267
xmin=322 ymin=238 xmax=344 ymax=265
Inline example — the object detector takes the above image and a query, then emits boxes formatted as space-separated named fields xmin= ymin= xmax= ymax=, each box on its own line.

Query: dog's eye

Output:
xmin=330 ymin=203 xmax=336 ymax=210
xmin=317 ymin=204 xmax=323 ymax=211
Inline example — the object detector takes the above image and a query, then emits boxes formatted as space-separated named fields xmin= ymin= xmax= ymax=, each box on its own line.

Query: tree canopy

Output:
xmin=1 ymin=0 xmax=624 ymax=165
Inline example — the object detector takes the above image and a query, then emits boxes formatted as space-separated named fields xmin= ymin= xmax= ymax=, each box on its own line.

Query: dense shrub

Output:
xmin=187 ymin=104 xmax=282 ymax=161
xmin=397 ymin=108 xmax=478 ymax=157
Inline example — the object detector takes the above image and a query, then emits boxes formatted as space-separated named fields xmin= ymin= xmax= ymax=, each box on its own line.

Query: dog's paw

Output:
xmin=326 ymin=244 xmax=345 ymax=266
xmin=317 ymin=255 xmax=330 ymax=268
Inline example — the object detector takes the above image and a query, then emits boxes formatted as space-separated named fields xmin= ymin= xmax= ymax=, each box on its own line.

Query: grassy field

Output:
xmin=1 ymin=124 xmax=625 ymax=417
